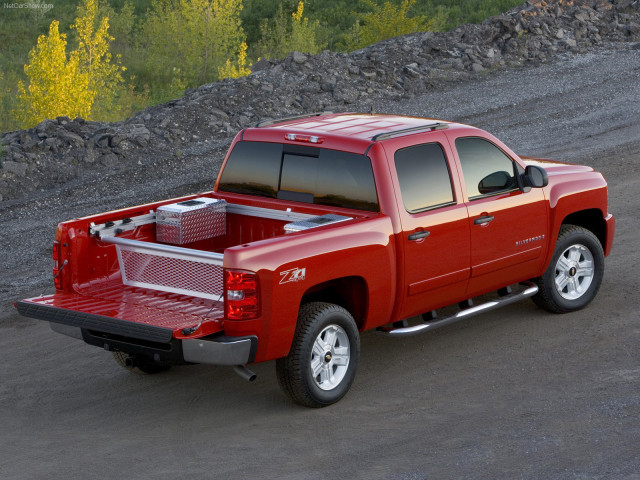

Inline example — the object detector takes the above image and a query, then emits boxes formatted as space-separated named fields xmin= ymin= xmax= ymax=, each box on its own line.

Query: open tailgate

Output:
xmin=17 ymin=283 xmax=224 ymax=342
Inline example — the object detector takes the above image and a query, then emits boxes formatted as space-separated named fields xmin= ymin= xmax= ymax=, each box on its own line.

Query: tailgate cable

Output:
xmin=41 ymin=259 xmax=68 ymax=296
xmin=181 ymin=303 xmax=216 ymax=336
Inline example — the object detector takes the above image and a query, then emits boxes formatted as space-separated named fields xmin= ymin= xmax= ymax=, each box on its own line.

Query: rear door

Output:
xmin=383 ymin=134 xmax=470 ymax=320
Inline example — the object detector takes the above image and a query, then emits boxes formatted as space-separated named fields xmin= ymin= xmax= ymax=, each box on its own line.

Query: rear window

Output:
xmin=218 ymin=141 xmax=379 ymax=211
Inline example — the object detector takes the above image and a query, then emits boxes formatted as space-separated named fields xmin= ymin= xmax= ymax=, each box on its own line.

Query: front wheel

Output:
xmin=276 ymin=302 xmax=360 ymax=408
xmin=532 ymin=225 xmax=604 ymax=313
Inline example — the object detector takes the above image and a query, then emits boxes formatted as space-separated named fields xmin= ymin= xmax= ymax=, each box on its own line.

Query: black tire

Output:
xmin=276 ymin=302 xmax=360 ymax=408
xmin=532 ymin=225 xmax=604 ymax=313
xmin=112 ymin=351 xmax=171 ymax=375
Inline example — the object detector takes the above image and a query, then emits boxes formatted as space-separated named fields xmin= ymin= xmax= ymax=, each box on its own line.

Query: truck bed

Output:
xmin=21 ymin=195 xmax=364 ymax=342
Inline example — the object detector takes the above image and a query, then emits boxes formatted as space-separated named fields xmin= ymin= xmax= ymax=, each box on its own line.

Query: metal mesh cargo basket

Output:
xmin=102 ymin=236 xmax=224 ymax=301
xmin=156 ymin=198 xmax=226 ymax=245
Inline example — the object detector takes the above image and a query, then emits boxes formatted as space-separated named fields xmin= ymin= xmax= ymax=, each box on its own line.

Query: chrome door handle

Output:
xmin=408 ymin=230 xmax=431 ymax=241
xmin=474 ymin=215 xmax=494 ymax=225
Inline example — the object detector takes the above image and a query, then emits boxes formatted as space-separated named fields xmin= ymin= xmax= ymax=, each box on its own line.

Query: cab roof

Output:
xmin=241 ymin=112 xmax=478 ymax=154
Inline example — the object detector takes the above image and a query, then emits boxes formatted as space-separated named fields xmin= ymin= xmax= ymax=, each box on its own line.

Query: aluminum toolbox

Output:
xmin=156 ymin=198 xmax=226 ymax=245
xmin=284 ymin=214 xmax=352 ymax=233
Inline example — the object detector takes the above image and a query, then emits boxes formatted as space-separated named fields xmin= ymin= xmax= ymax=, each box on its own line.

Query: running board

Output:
xmin=377 ymin=282 xmax=539 ymax=336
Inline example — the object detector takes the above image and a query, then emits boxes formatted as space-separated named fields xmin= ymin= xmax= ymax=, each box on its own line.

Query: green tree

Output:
xmin=257 ymin=1 xmax=324 ymax=60
xmin=345 ymin=0 xmax=444 ymax=51
xmin=72 ymin=0 xmax=126 ymax=120
xmin=141 ymin=0 xmax=246 ymax=95
xmin=15 ymin=21 xmax=92 ymax=127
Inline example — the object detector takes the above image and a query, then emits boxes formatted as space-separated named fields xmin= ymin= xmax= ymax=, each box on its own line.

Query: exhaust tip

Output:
xmin=234 ymin=365 xmax=257 ymax=382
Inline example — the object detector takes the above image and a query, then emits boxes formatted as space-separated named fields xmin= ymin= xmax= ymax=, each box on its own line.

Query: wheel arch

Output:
xmin=561 ymin=208 xmax=606 ymax=251
xmin=300 ymin=276 xmax=368 ymax=330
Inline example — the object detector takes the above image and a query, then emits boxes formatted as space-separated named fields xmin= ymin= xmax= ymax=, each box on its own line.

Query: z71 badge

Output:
xmin=280 ymin=267 xmax=306 ymax=284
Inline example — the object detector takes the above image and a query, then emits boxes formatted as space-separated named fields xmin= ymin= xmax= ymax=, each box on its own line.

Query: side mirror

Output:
xmin=523 ymin=165 xmax=548 ymax=188
xmin=478 ymin=171 xmax=513 ymax=194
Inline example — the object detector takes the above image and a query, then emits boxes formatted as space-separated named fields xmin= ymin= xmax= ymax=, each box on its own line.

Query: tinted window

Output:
xmin=455 ymin=137 xmax=518 ymax=199
xmin=280 ymin=148 xmax=378 ymax=211
xmin=394 ymin=143 xmax=454 ymax=213
xmin=218 ymin=141 xmax=379 ymax=211
xmin=218 ymin=142 xmax=282 ymax=198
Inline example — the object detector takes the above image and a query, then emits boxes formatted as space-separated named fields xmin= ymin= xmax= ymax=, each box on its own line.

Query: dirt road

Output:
xmin=1 ymin=43 xmax=638 ymax=479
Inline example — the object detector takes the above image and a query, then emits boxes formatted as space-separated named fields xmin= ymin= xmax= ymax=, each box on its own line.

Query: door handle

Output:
xmin=408 ymin=230 xmax=431 ymax=241
xmin=474 ymin=215 xmax=495 ymax=225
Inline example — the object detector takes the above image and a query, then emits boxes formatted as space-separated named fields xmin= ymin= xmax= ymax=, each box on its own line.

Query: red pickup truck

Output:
xmin=17 ymin=113 xmax=615 ymax=407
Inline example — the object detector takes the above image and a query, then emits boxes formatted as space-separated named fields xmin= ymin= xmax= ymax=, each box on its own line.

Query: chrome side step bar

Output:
xmin=377 ymin=282 xmax=539 ymax=336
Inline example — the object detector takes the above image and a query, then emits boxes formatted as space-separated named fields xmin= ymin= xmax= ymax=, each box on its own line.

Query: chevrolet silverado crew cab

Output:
xmin=17 ymin=113 xmax=615 ymax=407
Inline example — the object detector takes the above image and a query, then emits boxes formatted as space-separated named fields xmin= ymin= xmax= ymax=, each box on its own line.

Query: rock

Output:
xmin=1 ymin=161 xmax=28 ymax=177
xmin=100 ymin=153 xmax=119 ymax=168
xmin=251 ymin=58 xmax=272 ymax=72
xmin=333 ymin=86 xmax=359 ymax=104
xmin=21 ymin=134 xmax=39 ymax=151
xmin=93 ymin=134 xmax=111 ymax=148
xmin=126 ymin=125 xmax=151 ymax=147
xmin=57 ymin=130 xmax=85 ymax=148
xmin=361 ymin=69 xmax=377 ymax=79
xmin=292 ymin=51 xmax=307 ymax=64
xmin=471 ymin=62 xmax=485 ymax=72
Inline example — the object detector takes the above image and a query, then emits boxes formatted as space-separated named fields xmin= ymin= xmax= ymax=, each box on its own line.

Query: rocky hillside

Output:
xmin=1 ymin=0 xmax=638 ymax=203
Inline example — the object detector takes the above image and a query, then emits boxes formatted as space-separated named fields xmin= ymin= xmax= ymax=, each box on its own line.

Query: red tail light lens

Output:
xmin=52 ymin=241 xmax=62 ymax=289
xmin=224 ymin=269 xmax=260 ymax=320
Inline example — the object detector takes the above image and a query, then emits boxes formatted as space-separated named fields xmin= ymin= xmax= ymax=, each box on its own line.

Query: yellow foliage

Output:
xmin=15 ymin=0 xmax=125 ymax=127
xmin=16 ymin=21 xmax=92 ymax=127
xmin=292 ymin=2 xmax=304 ymax=22
xmin=218 ymin=42 xmax=251 ymax=80
xmin=72 ymin=0 xmax=125 ymax=120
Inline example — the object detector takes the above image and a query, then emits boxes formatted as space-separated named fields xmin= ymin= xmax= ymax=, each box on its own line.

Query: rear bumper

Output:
xmin=17 ymin=300 xmax=257 ymax=366
xmin=182 ymin=336 xmax=256 ymax=365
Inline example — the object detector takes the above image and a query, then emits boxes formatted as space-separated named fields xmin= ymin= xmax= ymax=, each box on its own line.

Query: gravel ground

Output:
xmin=0 ymin=42 xmax=639 ymax=479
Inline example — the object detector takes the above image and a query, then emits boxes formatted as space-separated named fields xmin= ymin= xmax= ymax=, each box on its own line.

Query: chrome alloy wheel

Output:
xmin=310 ymin=324 xmax=350 ymax=391
xmin=554 ymin=243 xmax=595 ymax=300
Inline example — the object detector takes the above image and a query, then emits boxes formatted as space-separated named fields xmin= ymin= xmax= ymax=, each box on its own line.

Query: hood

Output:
xmin=520 ymin=156 xmax=594 ymax=175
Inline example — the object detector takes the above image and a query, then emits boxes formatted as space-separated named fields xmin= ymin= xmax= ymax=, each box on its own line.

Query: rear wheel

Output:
xmin=112 ymin=351 xmax=171 ymax=375
xmin=533 ymin=225 xmax=604 ymax=313
xmin=276 ymin=302 xmax=360 ymax=407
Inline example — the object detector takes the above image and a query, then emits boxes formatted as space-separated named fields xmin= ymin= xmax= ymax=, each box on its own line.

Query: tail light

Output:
xmin=224 ymin=269 xmax=260 ymax=320
xmin=52 ymin=240 xmax=63 ymax=289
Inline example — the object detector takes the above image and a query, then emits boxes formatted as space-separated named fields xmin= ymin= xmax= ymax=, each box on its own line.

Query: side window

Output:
xmin=394 ymin=143 xmax=455 ymax=213
xmin=455 ymin=137 xmax=518 ymax=199
xmin=218 ymin=142 xmax=282 ymax=198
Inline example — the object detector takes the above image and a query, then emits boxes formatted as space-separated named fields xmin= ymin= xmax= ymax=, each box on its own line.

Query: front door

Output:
xmin=453 ymin=136 xmax=549 ymax=294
